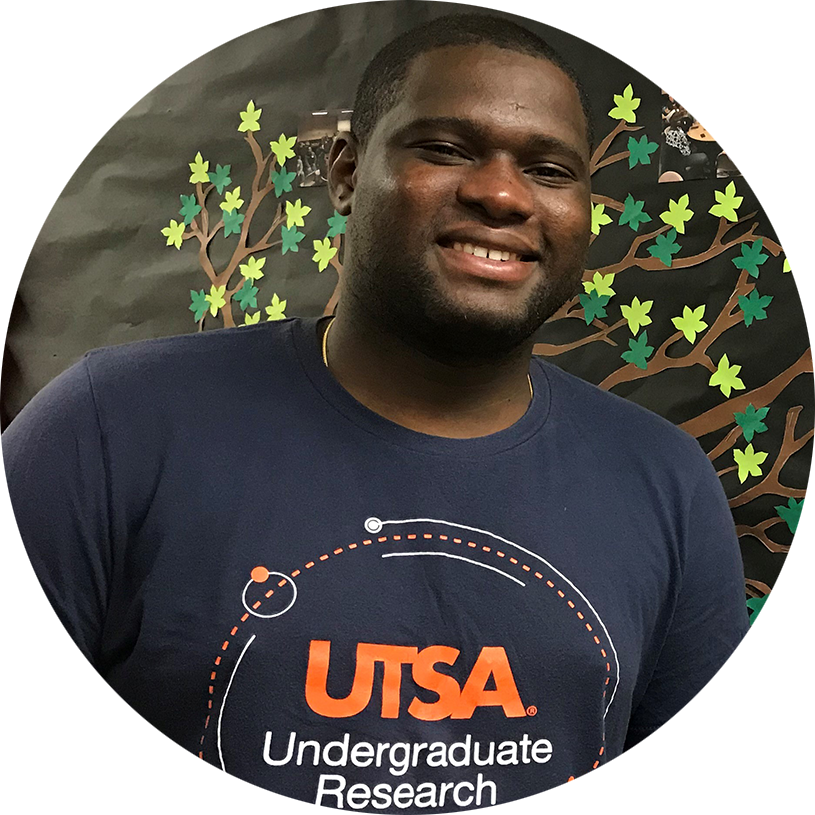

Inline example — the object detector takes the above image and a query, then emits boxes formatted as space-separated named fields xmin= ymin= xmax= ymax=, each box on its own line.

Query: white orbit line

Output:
xmin=241 ymin=572 xmax=298 ymax=619
xmin=365 ymin=517 xmax=620 ymax=815
xmin=217 ymin=633 xmax=256 ymax=773
xmin=555 ymin=784 xmax=572 ymax=815
xmin=382 ymin=551 xmax=526 ymax=586
xmin=369 ymin=515 xmax=621 ymax=718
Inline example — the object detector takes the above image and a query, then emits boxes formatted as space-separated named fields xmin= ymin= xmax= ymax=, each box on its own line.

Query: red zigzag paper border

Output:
xmin=0 ymin=0 xmax=278 ymax=236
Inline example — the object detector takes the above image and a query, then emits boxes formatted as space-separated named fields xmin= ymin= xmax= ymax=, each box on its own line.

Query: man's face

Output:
xmin=336 ymin=44 xmax=592 ymax=358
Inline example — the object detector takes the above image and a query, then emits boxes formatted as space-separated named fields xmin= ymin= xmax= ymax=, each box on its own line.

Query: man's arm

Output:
xmin=617 ymin=741 xmax=739 ymax=815
xmin=0 ymin=761 xmax=64 ymax=815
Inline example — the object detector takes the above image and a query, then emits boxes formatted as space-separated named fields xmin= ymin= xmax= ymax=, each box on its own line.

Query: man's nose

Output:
xmin=456 ymin=155 xmax=535 ymax=222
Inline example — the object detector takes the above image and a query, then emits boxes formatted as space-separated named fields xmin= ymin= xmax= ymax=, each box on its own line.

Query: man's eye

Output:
xmin=417 ymin=143 xmax=467 ymax=159
xmin=528 ymin=165 xmax=573 ymax=181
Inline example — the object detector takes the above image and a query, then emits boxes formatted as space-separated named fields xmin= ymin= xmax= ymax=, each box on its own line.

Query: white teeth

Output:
xmin=449 ymin=242 xmax=521 ymax=262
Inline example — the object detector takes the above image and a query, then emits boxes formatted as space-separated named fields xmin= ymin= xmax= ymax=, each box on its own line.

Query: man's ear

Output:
xmin=328 ymin=131 xmax=360 ymax=216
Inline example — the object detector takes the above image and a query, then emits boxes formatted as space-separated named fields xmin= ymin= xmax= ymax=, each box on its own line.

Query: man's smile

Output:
xmin=435 ymin=241 xmax=538 ymax=285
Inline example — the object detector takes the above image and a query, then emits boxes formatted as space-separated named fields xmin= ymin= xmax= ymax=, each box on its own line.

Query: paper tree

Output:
xmin=161 ymin=100 xmax=340 ymax=328
xmin=531 ymin=85 xmax=812 ymax=620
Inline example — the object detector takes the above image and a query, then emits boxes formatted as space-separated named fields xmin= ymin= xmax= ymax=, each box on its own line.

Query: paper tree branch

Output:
xmin=728 ymin=406 xmax=812 ymax=509
xmin=531 ymin=87 xmax=812 ymax=584
xmin=736 ymin=518 xmax=815 ymax=574
xmin=679 ymin=351 xmax=813 ymax=438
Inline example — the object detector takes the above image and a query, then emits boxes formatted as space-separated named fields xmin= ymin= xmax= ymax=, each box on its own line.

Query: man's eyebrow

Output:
xmin=396 ymin=116 xmax=588 ymax=168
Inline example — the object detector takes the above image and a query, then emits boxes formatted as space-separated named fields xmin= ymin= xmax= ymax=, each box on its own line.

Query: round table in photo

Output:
xmin=688 ymin=113 xmax=761 ymax=143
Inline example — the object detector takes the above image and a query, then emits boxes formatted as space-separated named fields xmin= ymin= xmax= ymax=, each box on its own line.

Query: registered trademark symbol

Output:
xmin=526 ymin=705 xmax=538 ymax=716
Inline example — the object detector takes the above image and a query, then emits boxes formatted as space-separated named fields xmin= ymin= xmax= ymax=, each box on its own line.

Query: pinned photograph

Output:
xmin=295 ymin=110 xmax=354 ymax=187
xmin=659 ymin=65 xmax=792 ymax=182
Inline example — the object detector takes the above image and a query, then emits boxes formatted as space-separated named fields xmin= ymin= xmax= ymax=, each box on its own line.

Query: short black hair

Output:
xmin=351 ymin=12 xmax=595 ymax=153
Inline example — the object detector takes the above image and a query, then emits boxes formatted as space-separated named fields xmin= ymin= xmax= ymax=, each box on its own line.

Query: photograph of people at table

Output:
xmin=658 ymin=65 xmax=792 ymax=182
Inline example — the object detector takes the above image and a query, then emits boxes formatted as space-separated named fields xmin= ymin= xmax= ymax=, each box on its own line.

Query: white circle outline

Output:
xmin=241 ymin=571 xmax=298 ymax=619
xmin=364 ymin=517 xmax=383 ymax=533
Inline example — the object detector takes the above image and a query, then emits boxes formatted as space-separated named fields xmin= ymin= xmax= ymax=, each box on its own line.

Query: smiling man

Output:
xmin=2 ymin=12 xmax=749 ymax=812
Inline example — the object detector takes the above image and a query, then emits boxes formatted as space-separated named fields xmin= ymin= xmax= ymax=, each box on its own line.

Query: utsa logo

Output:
xmin=305 ymin=640 xmax=527 ymax=721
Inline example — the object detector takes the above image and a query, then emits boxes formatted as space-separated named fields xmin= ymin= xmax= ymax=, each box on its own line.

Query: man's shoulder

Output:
xmin=83 ymin=318 xmax=303 ymax=385
xmin=537 ymin=357 xmax=706 ymax=468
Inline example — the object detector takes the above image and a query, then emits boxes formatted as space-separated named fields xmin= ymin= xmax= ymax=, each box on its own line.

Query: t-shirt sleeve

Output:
xmin=624 ymin=454 xmax=750 ymax=749
xmin=2 ymin=356 xmax=111 ymax=667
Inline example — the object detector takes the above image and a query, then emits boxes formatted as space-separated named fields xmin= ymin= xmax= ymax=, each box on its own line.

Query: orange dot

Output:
xmin=251 ymin=566 xmax=269 ymax=583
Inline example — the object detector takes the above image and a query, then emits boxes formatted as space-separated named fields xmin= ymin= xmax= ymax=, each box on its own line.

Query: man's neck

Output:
xmin=320 ymin=307 xmax=536 ymax=439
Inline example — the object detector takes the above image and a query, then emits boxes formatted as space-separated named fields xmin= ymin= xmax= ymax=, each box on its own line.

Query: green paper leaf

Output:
xmin=621 ymin=297 xmax=653 ymax=336
xmin=591 ymin=203 xmax=613 ymax=235
xmin=782 ymin=238 xmax=815 ymax=277
xmin=732 ymin=239 xmax=769 ymax=278
xmin=313 ymin=237 xmax=338 ymax=272
xmin=627 ymin=134 xmax=659 ymax=168
xmin=265 ymin=292 xmax=287 ymax=321
xmin=238 ymin=100 xmax=262 ymax=133
xmin=619 ymin=193 xmax=652 ymax=231
xmin=242 ymin=311 xmax=262 ymax=326
xmin=787 ymin=590 xmax=815 ymax=634
xmin=189 ymin=289 xmax=208 ymax=322
xmin=578 ymin=290 xmax=610 ymax=324
xmin=208 ymin=164 xmax=232 ymax=194
xmin=775 ymin=498 xmax=803 ymax=533
xmin=734 ymin=403 xmax=769 ymax=443
xmin=659 ymin=194 xmax=694 ymax=235
xmin=161 ymin=219 xmax=185 ymax=249
xmin=270 ymin=133 xmax=297 ymax=165
xmin=709 ymin=181 xmax=743 ymax=221
xmin=738 ymin=288 xmax=773 ymax=327
xmin=672 ymin=304 xmax=708 ymax=344
xmin=621 ymin=330 xmax=654 ymax=370
xmin=709 ymin=354 xmax=745 ymax=398
xmin=271 ymin=168 xmax=296 ymax=197
xmin=647 ymin=228 xmax=681 ymax=267
xmin=747 ymin=594 xmax=781 ymax=634
xmin=326 ymin=210 xmax=348 ymax=238
xmin=188 ymin=151 xmax=209 ymax=184
xmin=733 ymin=443 xmax=768 ymax=483
xmin=281 ymin=225 xmax=306 ymax=255
xmin=608 ymin=83 xmax=640 ymax=123
xmin=233 ymin=280 xmax=259 ymax=312
xmin=178 ymin=194 xmax=201 ymax=226
xmin=222 ymin=209 xmax=245 ymax=238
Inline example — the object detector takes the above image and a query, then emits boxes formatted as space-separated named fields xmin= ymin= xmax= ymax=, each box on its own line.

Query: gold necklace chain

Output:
xmin=321 ymin=316 xmax=533 ymax=398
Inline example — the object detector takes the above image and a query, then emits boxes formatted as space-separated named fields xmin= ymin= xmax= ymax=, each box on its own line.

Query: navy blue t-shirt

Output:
xmin=3 ymin=316 xmax=749 ymax=810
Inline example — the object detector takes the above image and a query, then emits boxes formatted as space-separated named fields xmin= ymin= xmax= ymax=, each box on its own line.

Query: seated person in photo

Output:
xmin=750 ymin=88 xmax=770 ymax=121
xmin=716 ymin=108 xmax=753 ymax=174
xmin=753 ymin=96 xmax=789 ymax=158
xmin=662 ymin=113 xmax=708 ymax=180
